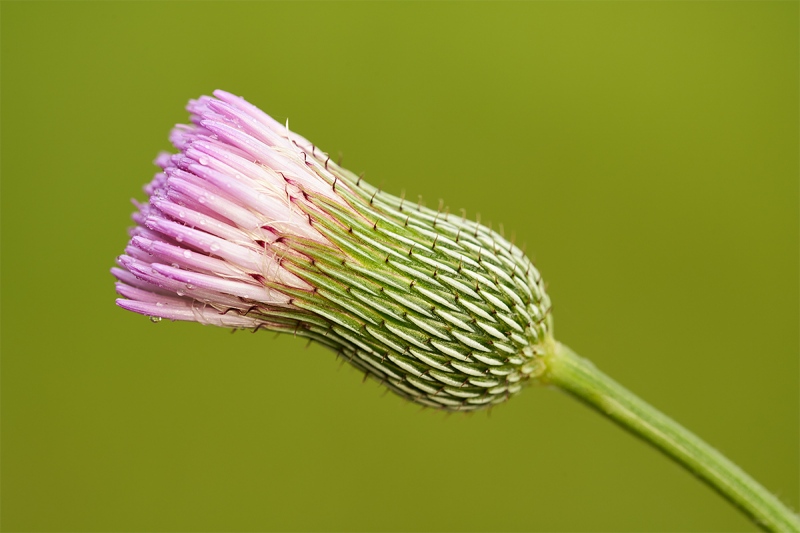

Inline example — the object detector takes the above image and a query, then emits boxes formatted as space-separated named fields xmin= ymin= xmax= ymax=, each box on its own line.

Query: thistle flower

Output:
xmin=113 ymin=90 xmax=552 ymax=411
xmin=114 ymin=91 xmax=799 ymax=531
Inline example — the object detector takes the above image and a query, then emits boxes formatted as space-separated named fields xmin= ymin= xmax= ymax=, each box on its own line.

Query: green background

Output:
xmin=2 ymin=2 xmax=797 ymax=531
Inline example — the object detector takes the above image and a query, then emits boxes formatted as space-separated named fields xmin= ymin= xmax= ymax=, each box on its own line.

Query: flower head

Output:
xmin=113 ymin=90 xmax=552 ymax=410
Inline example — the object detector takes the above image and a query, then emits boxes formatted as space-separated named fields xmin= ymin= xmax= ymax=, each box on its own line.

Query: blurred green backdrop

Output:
xmin=2 ymin=2 xmax=797 ymax=532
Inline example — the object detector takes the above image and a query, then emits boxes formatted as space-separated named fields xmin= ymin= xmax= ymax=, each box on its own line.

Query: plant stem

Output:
xmin=542 ymin=340 xmax=799 ymax=532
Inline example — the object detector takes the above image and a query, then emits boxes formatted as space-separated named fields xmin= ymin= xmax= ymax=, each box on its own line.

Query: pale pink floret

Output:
xmin=114 ymin=90 xmax=347 ymax=325
xmin=130 ymin=236 xmax=246 ymax=279
xmin=116 ymin=293 xmax=263 ymax=328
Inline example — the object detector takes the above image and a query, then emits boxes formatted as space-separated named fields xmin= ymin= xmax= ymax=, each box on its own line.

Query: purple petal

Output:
xmin=115 ymin=89 xmax=346 ymax=329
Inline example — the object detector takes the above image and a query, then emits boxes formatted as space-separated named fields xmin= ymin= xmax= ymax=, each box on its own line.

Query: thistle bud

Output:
xmin=113 ymin=90 xmax=552 ymax=410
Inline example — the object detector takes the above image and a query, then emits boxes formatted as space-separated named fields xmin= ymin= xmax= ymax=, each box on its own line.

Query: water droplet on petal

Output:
xmin=150 ymin=316 xmax=162 ymax=323
xmin=209 ymin=243 xmax=220 ymax=252
xmin=178 ymin=210 xmax=185 ymax=218
xmin=186 ymin=283 xmax=195 ymax=290
xmin=198 ymin=156 xmax=209 ymax=165
xmin=176 ymin=290 xmax=186 ymax=297
xmin=175 ymin=235 xmax=184 ymax=242
xmin=183 ymin=250 xmax=192 ymax=258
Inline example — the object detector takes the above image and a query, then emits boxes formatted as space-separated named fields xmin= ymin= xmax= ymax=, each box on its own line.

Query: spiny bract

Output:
xmin=113 ymin=90 xmax=553 ymax=411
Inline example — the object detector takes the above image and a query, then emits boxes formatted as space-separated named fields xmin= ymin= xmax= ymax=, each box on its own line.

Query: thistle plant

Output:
xmin=113 ymin=90 xmax=798 ymax=531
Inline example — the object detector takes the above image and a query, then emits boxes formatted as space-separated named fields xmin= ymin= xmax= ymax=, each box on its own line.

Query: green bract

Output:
xmin=271 ymin=171 xmax=552 ymax=410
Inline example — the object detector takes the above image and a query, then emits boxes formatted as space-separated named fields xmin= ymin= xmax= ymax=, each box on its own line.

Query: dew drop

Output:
xmin=176 ymin=290 xmax=186 ymax=297
xmin=198 ymin=197 xmax=206 ymax=204
xmin=149 ymin=316 xmax=162 ymax=323
xmin=186 ymin=283 xmax=195 ymax=290
xmin=209 ymin=243 xmax=220 ymax=252
xmin=178 ymin=210 xmax=186 ymax=218
xmin=155 ymin=302 xmax=164 ymax=307
xmin=175 ymin=235 xmax=184 ymax=242
xmin=198 ymin=156 xmax=209 ymax=165
xmin=183 ymin=250 xmax=192 ymax=258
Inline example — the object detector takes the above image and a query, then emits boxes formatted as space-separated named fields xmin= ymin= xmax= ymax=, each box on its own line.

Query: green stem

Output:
xmin=542 ymin=340 xmax=799 ymax=532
